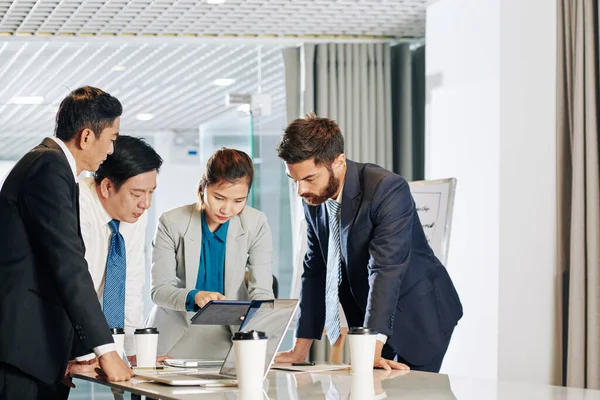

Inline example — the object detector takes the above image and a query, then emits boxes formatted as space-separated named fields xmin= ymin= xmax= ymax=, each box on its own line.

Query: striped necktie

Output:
xmin=325 ymin=199 xmax=342 ymax=346
xmin=103 ymin=219 xmax=126 ymax=329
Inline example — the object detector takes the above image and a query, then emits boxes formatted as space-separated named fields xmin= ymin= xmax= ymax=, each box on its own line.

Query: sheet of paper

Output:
xmin=271 ymin=364 xmax=350 ymax=373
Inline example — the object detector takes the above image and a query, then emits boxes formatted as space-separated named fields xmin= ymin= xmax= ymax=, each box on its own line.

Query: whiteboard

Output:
xmin=409 ymin=178 xmax=457 ymax=265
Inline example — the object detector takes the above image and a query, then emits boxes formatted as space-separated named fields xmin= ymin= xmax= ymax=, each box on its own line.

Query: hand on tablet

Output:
xmin=194 ymin=291 xmax=226 ymax=308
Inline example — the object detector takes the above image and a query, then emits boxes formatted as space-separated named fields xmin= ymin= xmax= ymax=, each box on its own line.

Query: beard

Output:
xmin=301 ymin=168 xmax=340 ymax=206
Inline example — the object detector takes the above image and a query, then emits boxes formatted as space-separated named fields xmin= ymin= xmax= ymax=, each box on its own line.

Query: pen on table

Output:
xmin=133 ymin=366 xmax=166 ymax=370
xmin=292 ymin=362 xmax=315 ymax=366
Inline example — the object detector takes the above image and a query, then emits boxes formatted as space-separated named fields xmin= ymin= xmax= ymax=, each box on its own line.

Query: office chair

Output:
xmin=244 ymin=271 xmax=279 ymax=299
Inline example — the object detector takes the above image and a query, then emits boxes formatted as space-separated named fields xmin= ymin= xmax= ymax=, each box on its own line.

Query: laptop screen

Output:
xmin=219 ymin=299 xmax=298 ymax=378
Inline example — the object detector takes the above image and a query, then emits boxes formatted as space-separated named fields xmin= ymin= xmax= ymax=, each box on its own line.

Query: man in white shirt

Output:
xmin=73 ymin=135 xmax=163 ymax=368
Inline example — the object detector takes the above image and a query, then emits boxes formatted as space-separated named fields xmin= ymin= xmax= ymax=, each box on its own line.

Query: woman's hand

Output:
xmin=194 ymin=291 xmax=226 ymax=308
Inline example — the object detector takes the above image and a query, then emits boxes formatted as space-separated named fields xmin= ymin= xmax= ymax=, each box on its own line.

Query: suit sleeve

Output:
xmin=296 ymin=206 xmax=327 ymax=339
xmin=246 ymin=212 xmax=274 ymax=300
xmin=150 ymin=212 xmax=189 ymax=311
xmin=364 ymin=176 xmax=414 ymax=336
xmin=20 ymin=153 xmax=112 ymax=352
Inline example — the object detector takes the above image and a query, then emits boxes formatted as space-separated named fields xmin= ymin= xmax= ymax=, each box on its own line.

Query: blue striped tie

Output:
xmin=325 ymin=200 xmax=342 ymax=346
xmin=103 ymin=219 xmax=126 ymax=329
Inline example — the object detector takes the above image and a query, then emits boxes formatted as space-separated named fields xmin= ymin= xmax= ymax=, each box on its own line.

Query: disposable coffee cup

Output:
xmin=110 ymin=328 xmax=125 ymax=360
xmin=232 ymin=330 xmax=268 ymax=391
xmin=134 ymin=327 xmax=159 ymax=368
xmin=348 ymin=327 xmax=378 ymax=373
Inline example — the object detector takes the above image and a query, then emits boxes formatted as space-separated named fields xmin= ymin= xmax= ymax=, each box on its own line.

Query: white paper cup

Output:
xmin=348 ymin=327 xmax=378 ymax=373
xmin=110 ymin=328 xmax=125 ymax=360
xmin=134 ymin=327 xmax=159 ymax=368
xmin=232 ymin=330 xmax=268 ymax=392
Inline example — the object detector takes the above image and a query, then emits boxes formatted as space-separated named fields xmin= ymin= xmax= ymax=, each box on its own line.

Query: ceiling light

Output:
xmin=206 ymin=0 xmax=226 ymax=4
xmin=136 ymin=113 xmax=154 ymax=121
xmin=237 ymin=104 xmax=250 ymax=113
xmin=11 ymin=96 xmax=44 ymax=105
xmin=212 ymin=78 xmax=235 ymax=87
xmin=112 ymin=65 xmax=126 ymax=71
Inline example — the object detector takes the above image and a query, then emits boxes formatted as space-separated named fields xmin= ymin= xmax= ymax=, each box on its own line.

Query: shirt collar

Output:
xmin=334 ymin=183 xmax=344 ymax=204
xmin=84 ymin=177 xmax=112 ymax=225
xmin=201 ymin=212 xmax=229 ymax=242
xmin=50 ymin=136 xmax=78 ymax=182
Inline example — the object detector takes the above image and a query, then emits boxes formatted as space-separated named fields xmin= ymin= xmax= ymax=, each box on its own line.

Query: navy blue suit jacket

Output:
xmin=296 ymin=160 xmax=463 ymax=366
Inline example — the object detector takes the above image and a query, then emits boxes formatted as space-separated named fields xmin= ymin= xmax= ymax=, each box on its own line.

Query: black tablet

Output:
xmin=189 ymin=300 xmax=251 ymax=325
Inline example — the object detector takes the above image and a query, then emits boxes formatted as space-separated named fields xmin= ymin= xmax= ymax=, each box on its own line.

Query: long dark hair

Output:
xmin=197 ymin=148 xmax=254 ymax=208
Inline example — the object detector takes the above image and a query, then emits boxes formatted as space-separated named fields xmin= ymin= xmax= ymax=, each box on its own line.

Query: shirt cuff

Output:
xmin=377 ymin=333 xmax=388 ymax=344
xmin=186 ymin=289 xmax=200 ymax=312
xmin=75 ymin=353 xmax=96 ymax=362
xmin=94 ymin=343 xmax=117 ymax=358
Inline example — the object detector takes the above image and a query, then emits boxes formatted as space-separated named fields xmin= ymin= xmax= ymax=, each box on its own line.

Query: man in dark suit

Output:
xmin=0 ymin=86 xmax=134 ymax=399
xmin=275 ymin=114 xmax=463 ymax=372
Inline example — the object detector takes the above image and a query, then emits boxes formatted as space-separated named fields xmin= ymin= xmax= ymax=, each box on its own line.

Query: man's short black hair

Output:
xmin=94 ymin=135 xmax=163 ymax=191
xmin=55 ymin=86 xmax=122 ymax=141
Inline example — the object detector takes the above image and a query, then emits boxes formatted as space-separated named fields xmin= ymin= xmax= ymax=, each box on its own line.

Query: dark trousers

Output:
xmin=382 ymin=329 xmax=454 ymax=373
xmin=0 ymin=363 xmax=69 ymax=400
xmin=0 ymin=363 xmax=38 ymax=400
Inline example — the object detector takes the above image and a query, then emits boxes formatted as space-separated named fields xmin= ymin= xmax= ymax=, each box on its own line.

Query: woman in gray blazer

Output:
xmin=145 ymin=148 xmax=274 ymax=358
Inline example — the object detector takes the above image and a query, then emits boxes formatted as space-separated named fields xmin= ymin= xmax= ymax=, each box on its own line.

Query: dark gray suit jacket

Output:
xmin=0 ymin=138 xmax=112 ymax=384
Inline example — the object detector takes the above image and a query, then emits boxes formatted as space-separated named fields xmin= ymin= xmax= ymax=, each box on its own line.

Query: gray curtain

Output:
xmin=313 ymin=43 xmax=393 ymax=169
xmin=557 ymin=0 xmax=600 ymax=389
xmin=390 ymin=44 xmax=426 ymax=181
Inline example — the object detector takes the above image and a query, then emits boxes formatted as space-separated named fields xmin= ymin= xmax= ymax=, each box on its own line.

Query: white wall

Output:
xmin=498 ymin=0 xmax=558 ymax=385
xmin=426 ymin=0 xmax=501 ymax=381
xmin=427 ymin=0 xmax=558 ymax=385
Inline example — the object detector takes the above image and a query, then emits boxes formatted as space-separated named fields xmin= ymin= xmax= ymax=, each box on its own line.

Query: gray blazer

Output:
xmin=145 ymin=203 xmax=274 ymax=354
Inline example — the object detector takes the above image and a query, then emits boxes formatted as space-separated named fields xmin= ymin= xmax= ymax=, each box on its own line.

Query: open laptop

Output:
xmin=134 ymin=299 xmax=298 ymax=386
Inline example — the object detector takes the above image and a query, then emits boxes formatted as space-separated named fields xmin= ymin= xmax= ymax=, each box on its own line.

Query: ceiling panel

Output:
xmin=0 ymin=0 xmax=426 ymax=160
xmin=0 ymin=0 xmax=426 ymax=39
xmin=0 ymin=40 xmax=286 ymax=160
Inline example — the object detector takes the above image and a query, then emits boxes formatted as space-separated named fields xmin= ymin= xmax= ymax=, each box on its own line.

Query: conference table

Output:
xmin=72 ymin=365 xmax=600 ymax=400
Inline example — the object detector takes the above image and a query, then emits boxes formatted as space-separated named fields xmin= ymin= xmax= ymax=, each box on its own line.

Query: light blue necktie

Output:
xmin=103 ymin=219 xmax=126 ymax=329
xmin=325 ymin=200 xmax=342 ymax=346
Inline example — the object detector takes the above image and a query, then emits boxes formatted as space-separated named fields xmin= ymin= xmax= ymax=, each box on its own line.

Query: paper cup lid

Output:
xmin=134 ymin=327 xmax=159 ymax=334
xmin=348 ymin=327 xmax=378 ymax=335
xmin=110 ymin=328 xmax=124 ymax=335
xmin=233 ymin=330 xmax=267 ymax=340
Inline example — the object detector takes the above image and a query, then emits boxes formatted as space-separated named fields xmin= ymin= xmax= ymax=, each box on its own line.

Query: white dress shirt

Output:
xmin=50 ymin=137 xmax=116 ymax=358
xmin=50 ymin=136 xmax=78 ymax=182
xmin=78 ymin=176 xmax=147 ymax=357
